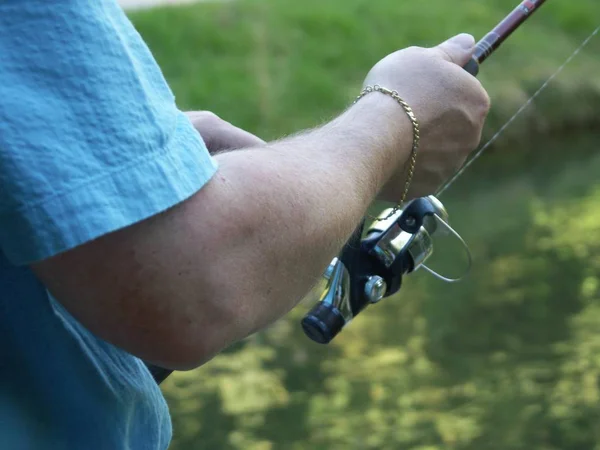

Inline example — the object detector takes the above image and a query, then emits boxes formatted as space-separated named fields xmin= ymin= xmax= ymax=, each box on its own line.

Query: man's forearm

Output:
xmin=199 ymin=95 xmax=411 ymax=334
xmin=33 ymin=94 xmax=412 ymax=369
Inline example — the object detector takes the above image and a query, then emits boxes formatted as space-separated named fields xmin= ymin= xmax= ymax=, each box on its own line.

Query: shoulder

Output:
xmin=0 ymin=0 xmax=218 ymax=265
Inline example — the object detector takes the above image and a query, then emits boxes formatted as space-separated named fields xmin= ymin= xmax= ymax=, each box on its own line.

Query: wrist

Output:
xmin=334 ymin=90 xmax=415 ymax=189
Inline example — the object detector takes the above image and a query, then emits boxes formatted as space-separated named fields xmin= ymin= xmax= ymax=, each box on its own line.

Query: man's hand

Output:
xmin=185 ymin=111 xmax=265 ymax=154
xmin=363 ymin=34 xmax=491 ymax=201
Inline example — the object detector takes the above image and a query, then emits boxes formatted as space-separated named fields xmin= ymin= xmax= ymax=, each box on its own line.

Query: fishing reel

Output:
xmin=301 ymin=195 xmax=471 ymax=344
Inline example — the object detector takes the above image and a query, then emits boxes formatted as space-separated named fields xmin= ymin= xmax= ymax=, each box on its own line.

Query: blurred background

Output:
xmin=124 ymin=0 xmax=600 ymax=448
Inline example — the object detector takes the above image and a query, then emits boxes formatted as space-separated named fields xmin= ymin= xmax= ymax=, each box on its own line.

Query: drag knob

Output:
xmin=301 ymin=303 xmax=346 ymax=344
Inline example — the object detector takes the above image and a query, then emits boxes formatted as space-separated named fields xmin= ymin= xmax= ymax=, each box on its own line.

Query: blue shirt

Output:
xmin=0 ymin=1 xmax=218 ymax=448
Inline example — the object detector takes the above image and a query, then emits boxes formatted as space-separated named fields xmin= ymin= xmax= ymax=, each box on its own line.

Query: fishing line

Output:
xmin=436 ymin=24 xmax=600 ymax=197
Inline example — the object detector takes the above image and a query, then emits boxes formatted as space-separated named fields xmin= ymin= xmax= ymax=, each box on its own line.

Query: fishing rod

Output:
xmin=299 ymin=0 xmax=554 ymax=345
xmin=463 ymin=0 xmax=547 ymax=76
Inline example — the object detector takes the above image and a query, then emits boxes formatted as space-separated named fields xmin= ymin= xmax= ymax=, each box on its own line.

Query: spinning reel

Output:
xmin=301 ymin=196 xmax=471 ymax=344
xmin=299 ymin=0 xmax=553 ymax=344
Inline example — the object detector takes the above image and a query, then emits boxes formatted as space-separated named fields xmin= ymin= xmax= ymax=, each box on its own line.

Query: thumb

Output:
xmin=434 ymin=33 xmax=476 ymax=66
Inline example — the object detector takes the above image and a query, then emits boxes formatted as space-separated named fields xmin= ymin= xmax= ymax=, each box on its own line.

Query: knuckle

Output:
xmin=471 ymin=134 xmax=482 ymax=150
xmin=469 ymin=127 xmax=484 ymax=150
xmin=480 ymin=89 xmax=492 ymax=113
xmin=402 ymin=45 xmax=428 ymax=59
xmin=436 ymin=47 xmax=454 ymax=64
xmin=203 ymin=111 xmax=222 ymax=124
xmin=188 ymin=110 xmax=223 ymax=128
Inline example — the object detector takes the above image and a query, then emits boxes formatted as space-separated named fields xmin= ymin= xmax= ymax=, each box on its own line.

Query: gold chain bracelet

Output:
xmin=353 ymin=85 xmax=420 ymax=221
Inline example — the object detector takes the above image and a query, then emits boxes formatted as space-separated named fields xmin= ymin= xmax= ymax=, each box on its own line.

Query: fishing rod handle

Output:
xmin=463 ymin=58 xmax=480 ymax=77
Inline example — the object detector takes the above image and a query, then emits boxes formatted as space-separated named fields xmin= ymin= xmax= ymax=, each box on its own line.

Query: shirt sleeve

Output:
xmin=0 ymin=0 xmax=218 ymax=265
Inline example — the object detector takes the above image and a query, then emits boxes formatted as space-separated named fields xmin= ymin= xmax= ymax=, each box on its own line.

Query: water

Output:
xmin=163 ymin=130 xmax=600 ymax=450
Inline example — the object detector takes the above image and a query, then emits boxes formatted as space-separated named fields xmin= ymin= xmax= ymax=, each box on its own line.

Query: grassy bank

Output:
xmin=129 ymin=0 xmax=600 ymax=153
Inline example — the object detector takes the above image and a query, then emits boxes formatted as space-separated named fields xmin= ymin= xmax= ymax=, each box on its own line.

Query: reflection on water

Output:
xmin=164 ymin=130 xmax=600 ymax=450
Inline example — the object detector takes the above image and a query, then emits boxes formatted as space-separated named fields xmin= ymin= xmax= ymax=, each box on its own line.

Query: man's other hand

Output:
xmin=185 ymin=111 xmax=265 ymax=153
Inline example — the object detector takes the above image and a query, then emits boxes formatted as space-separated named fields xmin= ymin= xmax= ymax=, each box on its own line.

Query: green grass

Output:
xmin=128 ymin=0 xmax=600 ymax=148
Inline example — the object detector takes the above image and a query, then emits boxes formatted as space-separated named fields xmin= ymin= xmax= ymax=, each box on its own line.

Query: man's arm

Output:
xmin=31 ymin=34 xmax=490 ymax=371
xmin=32 ymin=94 xmax=410 ymax=370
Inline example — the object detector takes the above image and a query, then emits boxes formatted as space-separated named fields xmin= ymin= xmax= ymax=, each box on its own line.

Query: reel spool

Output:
xmin=301 ymin=195 xmax=471 ymax=344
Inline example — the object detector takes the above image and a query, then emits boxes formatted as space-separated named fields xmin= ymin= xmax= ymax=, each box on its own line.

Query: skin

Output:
xmin=31 ymin=34 xmax=490 ymax=371
xmin=184 ymin=111 xmax=267 ymax=153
